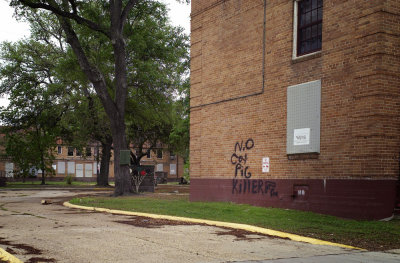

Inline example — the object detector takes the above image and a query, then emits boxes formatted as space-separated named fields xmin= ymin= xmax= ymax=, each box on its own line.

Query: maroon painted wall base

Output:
xmin=190 ymin=178 xmax=397 ymax=220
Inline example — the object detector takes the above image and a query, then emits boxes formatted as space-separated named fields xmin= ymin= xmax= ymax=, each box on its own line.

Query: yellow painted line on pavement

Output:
xmin=0 ymin=247 xmax=23 ymax=263
xmin=64 ymin=201 xmax=363 ymax=251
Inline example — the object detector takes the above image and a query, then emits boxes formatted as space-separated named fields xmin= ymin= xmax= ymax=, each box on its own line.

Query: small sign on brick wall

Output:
xmin=293 ymin=128 xmax=310 ymax=146
xmin=262 ymin=157 xmax=270 ymax=173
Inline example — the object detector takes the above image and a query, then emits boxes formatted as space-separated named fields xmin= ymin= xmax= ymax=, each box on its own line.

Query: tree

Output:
xmin=169 ymin=78 xmax=189 ymax=161
xmin=0 ymin=40 xmax=68 ymax=184
xmin=10 ymin=0 xmax=189 ymax=195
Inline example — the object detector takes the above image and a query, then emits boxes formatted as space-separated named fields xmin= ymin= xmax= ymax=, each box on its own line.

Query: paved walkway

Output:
xmin=0 ymin=190 xmax=398 ymax=263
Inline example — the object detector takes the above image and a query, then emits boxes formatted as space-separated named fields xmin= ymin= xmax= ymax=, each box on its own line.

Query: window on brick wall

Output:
xmin=157 ymin=149 xmax=163 ymax=159
xmin=293 ymin=0 xmax=323 ymax=58
xmin=57 ymin=146 xmax=62 ymax=154
xmin=86 ymin=147 xmax=92 ymax=157
xmin=67 ymin=147 xmax=74 ymax=156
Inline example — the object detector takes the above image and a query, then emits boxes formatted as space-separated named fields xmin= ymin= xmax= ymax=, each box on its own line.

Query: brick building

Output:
xmin=189 ymin=0 xmax=400 ymax=219
xmin=1 ymin=141 xmax=184 ymax=182
xmin=40 ymin=143 xmax=184 ymax=181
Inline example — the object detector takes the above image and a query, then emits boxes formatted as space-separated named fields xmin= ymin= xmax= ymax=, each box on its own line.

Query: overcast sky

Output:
xmin=0 ymin=0 xmax=191 ymax=107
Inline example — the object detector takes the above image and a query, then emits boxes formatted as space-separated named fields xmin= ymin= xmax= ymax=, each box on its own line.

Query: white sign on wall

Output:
xmin=262 ymin=157 xmax=270 ymax=173
xmin=294 ymin=128 xmax=310 ymax=146
xmin=170 ymin=164 xmax=177 ymax=175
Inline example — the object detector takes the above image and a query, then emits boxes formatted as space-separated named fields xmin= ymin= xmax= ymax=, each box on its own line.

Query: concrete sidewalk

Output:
xmin=233 ymin=250 xmax=400 ymax=263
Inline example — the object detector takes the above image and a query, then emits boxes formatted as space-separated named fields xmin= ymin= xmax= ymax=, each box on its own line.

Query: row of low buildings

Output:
xmin=0 ymin=142 xmax=184 ymax=181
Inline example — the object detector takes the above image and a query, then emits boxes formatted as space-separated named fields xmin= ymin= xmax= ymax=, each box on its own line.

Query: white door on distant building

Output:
xmin=85 ymin=163 xmax=92 ymax=178
xmin=170 ymin=164 xmax=176 ymax=175
xmin=58 ymin=161 xmax=66 ymax=175
xmin=5 ymin=162 xmax=14 ymax=178
xmin=76 ymin=164 xmax=83 ymax=177
xmin=67 ymin=162 xmax=75 ymax=175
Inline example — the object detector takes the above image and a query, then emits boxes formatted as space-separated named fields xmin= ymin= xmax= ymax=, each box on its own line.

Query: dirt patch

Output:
xmin=115 ymin=216 xmax=198 ymax=228
xmin=215 ymin=229 xmax=290 ymax=242
xmin=6 ymin=247 xmax=16 ymax=254
xmin=0 ymin=237 xmax=42 ymax=255
xmin=114 ymin=216 xmax=290 ymax=242
xmin=26 ymin=257 xmax=56 ymax=263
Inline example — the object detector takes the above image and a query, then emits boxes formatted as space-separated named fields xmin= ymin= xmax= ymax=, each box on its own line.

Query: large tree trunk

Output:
xmin=97 ymin=138 xmax=112 ymax=187
xmin=110 ymin=117 xmax=132 ymax=195
xmin=40 ymin=157 xmax=45 ymax=185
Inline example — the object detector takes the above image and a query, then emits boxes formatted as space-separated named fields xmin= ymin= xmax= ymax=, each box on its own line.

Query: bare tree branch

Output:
xmin=17 ymin=0 xmax=111 ymax=38
xmin=57 ymin=15 xmax=117 ymax=118
xmin=121 ymin=0 xmax=139 ymax=29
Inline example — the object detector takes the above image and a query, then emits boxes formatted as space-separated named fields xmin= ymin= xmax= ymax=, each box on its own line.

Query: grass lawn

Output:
xmin=1 ymin=180 xmax=99 ymax=188
xmin=70 ymin=194 xmax=400 ymax=251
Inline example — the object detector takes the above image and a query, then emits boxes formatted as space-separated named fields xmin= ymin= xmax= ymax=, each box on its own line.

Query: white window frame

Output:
xmin=292 ymin=0 xmax=322 ymax=60
xmin=57 ymin=146 xmax=62 ymax=154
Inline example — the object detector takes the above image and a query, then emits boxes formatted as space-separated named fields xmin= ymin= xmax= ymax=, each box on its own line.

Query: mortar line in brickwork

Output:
xmin=190 ymin=0 xmax=267 ymax=110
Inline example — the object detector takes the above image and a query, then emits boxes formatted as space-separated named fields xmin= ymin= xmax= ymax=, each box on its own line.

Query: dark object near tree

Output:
xmin=179 ymin=177 xmax=188 ymax=185
xmin=155 ymin=172 xmax=168 ymax=184
xmin=0 ymin=176 xmax=6 ymax=187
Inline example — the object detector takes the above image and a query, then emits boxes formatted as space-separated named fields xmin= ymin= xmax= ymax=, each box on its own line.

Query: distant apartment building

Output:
xmin=1 ymin=140 xmax=184 ymax=181
xmin=190 ymin=0 xmax=400 ymax=219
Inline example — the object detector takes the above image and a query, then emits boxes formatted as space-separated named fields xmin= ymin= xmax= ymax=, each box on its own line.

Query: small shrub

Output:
xmin=183 ymin=161 xmax=190 ymax=183
xmin=64 ymin=175 xmax=73 ymax=185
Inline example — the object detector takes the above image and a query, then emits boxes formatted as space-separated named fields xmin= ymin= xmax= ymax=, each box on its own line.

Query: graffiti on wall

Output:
xmin=231 ymin=138 xmax=278 ymax=197
xmin=232 ymin=179 xmax=278 ymax=197
xmin=231 ymin=138 xmax=254 ymax=178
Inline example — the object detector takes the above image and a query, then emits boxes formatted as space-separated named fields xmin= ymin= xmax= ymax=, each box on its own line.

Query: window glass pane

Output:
xmin=306 ymin=27 xmax=311 ymax=39
xmin=311 ymin=37 xmax=318 ymax=50
xmin=68 ymin=147 xmax=74 ymax=156
xmin=297 ymin=0 xmax=323 ymax=56
xmin=301 ymin=29 xmax=306 ymax=41
xmin=312 ymin=25 xmax=318 ymax=37
xmin=86 ymin=147 xmax=91 ymax=156
xmin=312 ymin=9 xmax=318 ymax=22
xmin=304 ymin=0 xmax=312 ymax=12
xmin=300 ymin=13 xmax=306 ymax=26
xmin=305 ymin=12 xmax=311 ymax=24
xmin=157 ymin=149 xmax=163 ymax=159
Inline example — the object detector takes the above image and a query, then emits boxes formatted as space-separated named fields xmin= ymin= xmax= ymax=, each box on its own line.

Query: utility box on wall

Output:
xmin=287 ymin=80 xmax=321 ymax=154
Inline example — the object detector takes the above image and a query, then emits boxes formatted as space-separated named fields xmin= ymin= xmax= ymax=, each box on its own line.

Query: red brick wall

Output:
xmin=190 ymin=0 xmax=400 ymax=219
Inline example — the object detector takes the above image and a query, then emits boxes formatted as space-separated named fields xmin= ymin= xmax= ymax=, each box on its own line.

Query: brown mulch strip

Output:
xmin=26 ymin=257 xmax=56 ymax=263
xmin=114 ymin=216 xmax=290 ymax=242
xmin=215 ymin=229 xmax=290 ymax=241
xmin=0 ymin=237 xmax=42 ymax=255
xmin=115 ymin=216 xmax=197 ymax=228
xmin=5 ymin=247 xmax=16 ymax=254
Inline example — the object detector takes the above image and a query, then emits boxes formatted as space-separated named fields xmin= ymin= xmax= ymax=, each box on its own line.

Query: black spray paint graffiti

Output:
xmin=232 ymin=179 xmax=278 ymax=197
xmin=230 ymin=138 xmax=278 ymax=198
xmin=231 ymin=138 xmax=254 ymax=178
